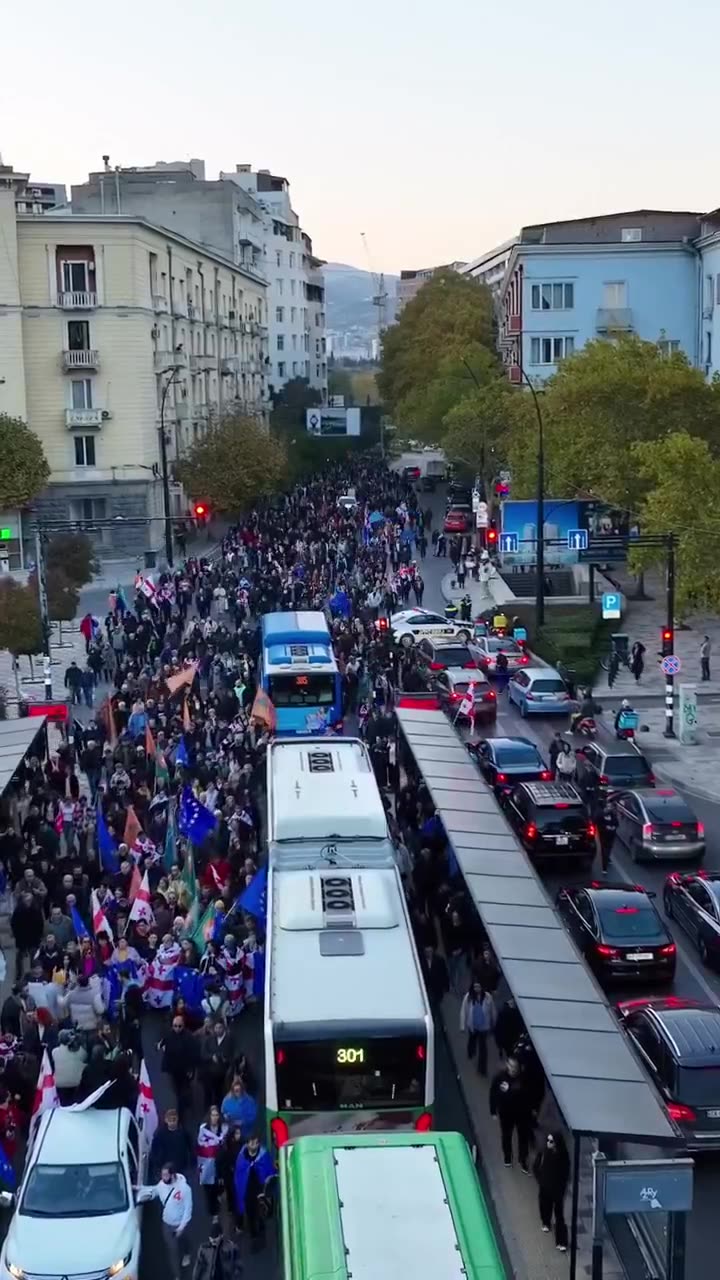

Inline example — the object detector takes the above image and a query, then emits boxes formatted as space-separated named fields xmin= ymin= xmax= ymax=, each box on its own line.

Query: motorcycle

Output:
xmin=615 ymin=710 xmax=639 ymax=741
xmin=570 ymin=714 xmax=597 ymax=738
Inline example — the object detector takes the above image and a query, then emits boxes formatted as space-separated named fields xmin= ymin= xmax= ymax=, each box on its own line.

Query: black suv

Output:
xmin=500 ymin=782 xmax=596 ymax=863
xmin=618 ymin=998 xmax=720 ymax=1150
xmin=575 ymin=741 xmax=655 ymax=796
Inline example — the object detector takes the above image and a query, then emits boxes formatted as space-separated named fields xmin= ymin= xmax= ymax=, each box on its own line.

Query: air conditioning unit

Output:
xmin=101 ymin=410 xmax=112 ymax=420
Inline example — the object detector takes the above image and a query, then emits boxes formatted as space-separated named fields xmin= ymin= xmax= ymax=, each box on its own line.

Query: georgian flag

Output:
xmin=458 ymin=681 xmax=476 ymax=718
xmin=135 ymin=573 xmax=157 ymax=602
xmin=135 ymin=1060 xmax=158 ymax=1155
xmin=32 ymin=1049 xmax=59 ymax=1117
xmin=91 ymin=888 xmax=114 ymax=943
xmin=128 ymin=871 xmax=154 ymax=927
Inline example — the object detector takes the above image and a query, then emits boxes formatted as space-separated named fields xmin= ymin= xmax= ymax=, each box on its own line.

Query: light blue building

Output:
xmin=463 ymin=209 xmax=720 ymax=383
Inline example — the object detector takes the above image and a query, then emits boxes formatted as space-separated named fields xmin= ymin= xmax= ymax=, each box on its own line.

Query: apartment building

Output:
xmin=220 ymin=166 xmax=327 ymax=401
xmin=396 ymin=261 xmax=467 ymax=313
xmin=0 ymin=159 xmax=66 ymax=215
xmin=0 ymin=185 xmax=268 ymax=558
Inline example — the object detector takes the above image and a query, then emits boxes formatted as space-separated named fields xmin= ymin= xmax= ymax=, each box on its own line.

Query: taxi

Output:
xmin=391 ymin=608 xmax=471 ymax=649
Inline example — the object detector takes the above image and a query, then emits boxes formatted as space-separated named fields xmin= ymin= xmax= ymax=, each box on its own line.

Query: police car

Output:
xmin=391 ymin=608 xmax=471 ymax=648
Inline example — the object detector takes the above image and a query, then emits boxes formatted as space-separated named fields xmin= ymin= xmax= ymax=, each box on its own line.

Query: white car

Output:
xmin=391 ymin=608 xmax=471 ymax=648
xmin=1 ymin=1107 xmax=144 ymax=1280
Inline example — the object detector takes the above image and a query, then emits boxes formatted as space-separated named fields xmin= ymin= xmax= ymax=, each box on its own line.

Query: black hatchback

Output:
xmin=556 ymin=883 xmax=676 ymax=985
xmin=466 ymin=737 xmax=551 ymax=795
xmin=501 ymin=782 xmax=596 ymax=863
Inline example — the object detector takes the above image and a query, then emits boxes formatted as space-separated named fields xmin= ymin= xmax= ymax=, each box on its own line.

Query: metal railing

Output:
xmin=62 ymin=349 xmax=99 ymax=369
xmin=57 ymin=291 xmax=97 ymax=309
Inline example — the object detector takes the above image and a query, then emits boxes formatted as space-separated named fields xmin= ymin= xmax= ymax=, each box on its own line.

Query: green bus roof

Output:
xmin=280 ymin=1131 xmax=507 ymax=1280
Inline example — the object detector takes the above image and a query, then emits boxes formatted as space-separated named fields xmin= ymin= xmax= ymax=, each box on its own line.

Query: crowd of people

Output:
xmin=0 ymin=455 xmax=574 ymax=1271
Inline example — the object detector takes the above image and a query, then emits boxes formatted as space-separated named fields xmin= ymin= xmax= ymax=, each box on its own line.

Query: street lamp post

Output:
xmin=159 ymin=369 xmax=177 ymax=568
xmin=517 ymin=367 xmax=546 ymax=629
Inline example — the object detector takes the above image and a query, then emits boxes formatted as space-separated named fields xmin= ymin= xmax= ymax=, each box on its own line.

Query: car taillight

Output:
xmin=697 ymin=821 xmax=705 ymax=838
xmin=599 ymin=774 xmax=609 ymax=785
xmin=526 ymin=692 xmax=535 ymax=700
xmin=271 ymin=1117 xmax=290 ymax=1148
xmin=449 ymin=692 xmax=462 ymax=701
xmin=540 ymin=771 xmax=552 ymax=781
xmin=496 ymin=772 xmax=507 ymax=783
xmin=415 ymin=1111 xmax=433 ymax=1132
xmin=642 ymin=822 xmax=653 ymax=839
xmin=524 ymin=822 xmax=537 ymax=840
xmin=463 ymin=661 xmax=476 ymax=669
xmin=483 ymin=690 xmax=496 ymax=701
xmin=668 ymin=1102 xmax=696 ymax=1123
xmin=275 ymin=1048 xmax=285 ymax=1065
xmin=430 ymin=661 xmax=444 ymax=671
xmin=596 ymin=944 xmax=619 ymax=958
xmin=587 ymin=822 xmax=597 ymax=837
xmin=659 ymin=943 xmax=676 ymax=956
xmin=520 ymin=655 xmax=529 ymax=663
xmin=648 ymin=773 xmax=656 ymax=783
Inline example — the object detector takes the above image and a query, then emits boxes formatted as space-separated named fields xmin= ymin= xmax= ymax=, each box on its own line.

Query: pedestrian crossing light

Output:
xmin=661 ymin=627 xmax=673 ymax=657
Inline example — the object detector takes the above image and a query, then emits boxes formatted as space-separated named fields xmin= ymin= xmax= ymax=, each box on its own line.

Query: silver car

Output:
xmin=612 ymin=787 xmax=705 ymax=862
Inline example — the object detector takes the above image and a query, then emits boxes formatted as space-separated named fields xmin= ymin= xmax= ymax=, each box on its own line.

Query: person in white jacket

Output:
xmin=139 ymin=1164 xmax=193 ymax=1279
xmin=459 ymin=980 xmax=497 ymax=1077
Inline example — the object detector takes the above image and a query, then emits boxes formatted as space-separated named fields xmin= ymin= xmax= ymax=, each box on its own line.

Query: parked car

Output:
xmin=402 ymin=464 xmax=421 ymax=481
xmin=470 ymin=634 xmax=530 ymax=676
xmin=500 ymin=781 xmax=596 ymax=863
xmin=618 ymin=997 xmax=720 ymax=1150
xmin=610 ymin=788 xmax=705 ymax=862
xmin=446 ymin=483 xmax=473 ymax=509
xmin=443 ymin=506 xmax=472 ymax=535
xmin=507 ymin=668 xmax=572 ymax=716
xmin=391 ymin=608 xmax=471 ymax=648
xmin=556 ymin=882 xmax=675 ymax=986
xmin=0 ymin=1106 xmax=144 ymax=1280
xmin=416 ymin=637 xmax=476 ymax=671
xmin=574 ymin=742 xmax=655 ymax=797
xmin=466 ymin=736 xmax=551 ymax=794
xmin=663 ymin=872 xmax=720 ymax=966
xmin=433 ymin=667 xmax=497 ymax=726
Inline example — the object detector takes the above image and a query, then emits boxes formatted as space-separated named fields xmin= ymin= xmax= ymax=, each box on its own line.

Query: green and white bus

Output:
xmin=279 ymin=1131 xmax=508 ymax=1280
xmin=264 ymin=863 xmax=434 ymax=1146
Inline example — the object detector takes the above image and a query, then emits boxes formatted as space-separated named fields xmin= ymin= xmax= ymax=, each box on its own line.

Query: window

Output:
xmin=602 ymin=281 xmax=627 ymax=308
xmin=621 ymin=227 xmax=642 ymax=242
xmin=277 ymin=362 xmax=286 ymax=378
xmin=292 ymin=334 xmax=297 ymax=350
xmin=67 ymin=320 xmax=90 ymax=351
xmin=74 ymin=435 xmax=96 ymax=467
xmin=530 ymin=282 xmax=573 ymax=310
xmin=276 ymin=306 xmax=284 ymax=323
xmin=21 ymin=1161 xmax=128 ymax=1218
xmin=277 ymin=279 xmax=284 ymax=296
xmin=706 ymin=331 xmax=713 ymax=365
xmin=716 ymin=274 xmax=720 ymax=305
xmin=290 ymin=279 xmax=296 ymax=296
xmin=657 ymin=339 xmax=680 ymax=357
xmin=276 ymin=250 xmax=282 ymax=267
xmin=62 ymin=261 xmax=90 ymax=293
xmin=315 ymin=313 xmax=321 ymax=326
xmin=289 ymin=252 xmax=295 ymax=268
xmin=530 ymin=336 xmax=575 ymax=364
xmin=71 ymin=378 xmax=93 ymax=409
xmin=292 ymin=362 xmax=298 ymax=376
xmin=277 ymin=334 xmax=284 ymax=351
xmin=316 ymin=364 xmax=320 ymax=378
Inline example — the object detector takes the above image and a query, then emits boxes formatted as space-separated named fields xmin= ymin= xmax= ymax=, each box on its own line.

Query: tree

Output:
xmin=630 ymin=432 xmax=720 ymax=616
xmin=379 ymin=272 xmax=497 ymax=423
xmin=442 ymin=383 xmax=512 ymax=492
xmin=327 ymin=368 xmax=354 ymax=402
xmin=0 ymin=414 xmax=50 ymax=508
xmin=46 ymin=532 xmax=97 ymax=589
xmin=176 ymin=414 xmax=287 ymax=514
xmin=270 ymin=377 xmax=322 ymax=431
xmin=0 ymin=579 xmax=42 ymax=698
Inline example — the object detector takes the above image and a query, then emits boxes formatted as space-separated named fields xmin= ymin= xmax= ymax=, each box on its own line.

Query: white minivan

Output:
xmin=0 ymin=1107 xmax=144 ymax=1280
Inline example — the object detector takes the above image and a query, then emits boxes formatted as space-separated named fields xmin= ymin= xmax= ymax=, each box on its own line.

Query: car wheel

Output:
xmin=457 ymin=629 xmax=470 ymax=642
xmin=699 ymin=937 xmax=710 ymax=966
xmin=400 ymin=634 xmax=413 ymax=649
xmin=663 ymin=890 xmax=674 ymax=919
xmin=520 ymin=699 xmax=528 ymax=718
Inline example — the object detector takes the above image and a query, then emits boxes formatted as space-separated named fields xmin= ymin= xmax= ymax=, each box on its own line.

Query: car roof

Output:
xmin=585 ymin=885 xmax=652 ymax=907
xmin=634 ymin=791 xmax=694 ymax=816
xmin=524 ymin=667 xmax=563 ymax=679
xmin=521 ymin=782 xmax=583 ymax=805
xmin=677 ymin=872 xmax=720 ymax=899
xmin=490 ymin=737 xmax=539 ymax=752
xmin=34 ymin=1106 xmax=128 ymax=1165
xmin=645 ymin=1003 xmax=720 ymax=1062
xmin=598 ymin=742 xmax=649 ymax=759
xmin=444 ymin=666 xmax=487 ymax=683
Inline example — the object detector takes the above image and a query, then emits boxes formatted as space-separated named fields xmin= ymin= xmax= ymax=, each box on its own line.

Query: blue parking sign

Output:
xmin=602 ymin=592 xmax=622 ymax=620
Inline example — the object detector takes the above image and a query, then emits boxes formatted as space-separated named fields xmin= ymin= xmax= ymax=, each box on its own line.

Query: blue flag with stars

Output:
xmin=176 ymin=737 xmax=190 ymax=768
xmin=179 ymin=786 xmax=217 ymax=846
xmin=238 ymin=864 xmax=268 ymax=926
xmin=0 ymin=1138 xmax=15 ymax=1190
xmin=97 ymin=804 xmax=119 ymax=874
xmin=71 ymin=904 xmax=89 ymax=939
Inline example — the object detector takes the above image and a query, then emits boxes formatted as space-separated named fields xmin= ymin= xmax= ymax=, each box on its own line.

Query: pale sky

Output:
xmin=3 ymin=0 xmax=719 ymax=274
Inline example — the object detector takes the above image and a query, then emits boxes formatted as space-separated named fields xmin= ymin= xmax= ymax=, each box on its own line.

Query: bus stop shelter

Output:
xmin=0 ymin=716 xmax=47 ymax=799
xmin=396 ymin=707 xmax=678 ymax=1275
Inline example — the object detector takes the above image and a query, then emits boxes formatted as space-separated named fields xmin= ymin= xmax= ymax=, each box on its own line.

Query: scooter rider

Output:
xmin=570 ymin=687 xmax=601 ymax=733
xmin=614 ymin=698 xmax=637 ymax=737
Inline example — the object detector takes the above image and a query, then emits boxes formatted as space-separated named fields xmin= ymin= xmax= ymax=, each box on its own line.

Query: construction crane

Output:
xmin=360 ymin=231 xmax=389 ymax=356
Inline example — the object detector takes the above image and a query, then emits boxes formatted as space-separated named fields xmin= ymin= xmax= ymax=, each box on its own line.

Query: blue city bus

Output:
xmin=260 ymin=611 xmax=342 ymax=735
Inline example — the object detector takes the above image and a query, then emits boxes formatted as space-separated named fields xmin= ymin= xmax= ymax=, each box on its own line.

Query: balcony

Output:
xmin=65 ymin=408 xmax=103 ymax=429
xmin=187 ymin=301 xmax=197 ymax=320
xmin=508 ymin=365 xmax=522 ymax=385
xmin=58 ymin=292 xmax=97 ymax=310
xmin=596 ymin=307 xmax=633 ymax=332
xmin=63 ymin=349 xmax=99 ymax=371
xmin=154 ymin=350 xmax=188 ymax=373
xmin=189 ymin=353 xmax=218 ymax=372
xmin=221 ymin=355 xmax=240 ymax=375
xmin=175 ymin=401 xmax=189 ymax=421
xmin=507 ymin=314 xmax=521 ymax=335
xmin=152 ymin=294 xmax=169 ymax=313
xmin=193 ymin=403 xmax=211 ymax=420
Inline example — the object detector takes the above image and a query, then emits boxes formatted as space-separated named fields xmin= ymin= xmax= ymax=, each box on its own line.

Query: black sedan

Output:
xmin=664 ymin=872 xmax=720 ymax=968
xmin=556 ymin=883 xmax=676 ymax=985
xmin=466 ymin=736 xmax=551 ymax=794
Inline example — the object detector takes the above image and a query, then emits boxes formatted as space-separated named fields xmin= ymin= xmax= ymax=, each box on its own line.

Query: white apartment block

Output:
xmin=0 ymin=183 xmax=267 ymax=560
xmin=220 ymin=166 xmax=327 ymax=401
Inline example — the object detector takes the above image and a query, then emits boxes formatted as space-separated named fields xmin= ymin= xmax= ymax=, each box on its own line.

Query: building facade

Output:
xmin=0 ymin=158 xmax=66 ymax=215
xmin=0 ymin=187 xmax=267 ymax=558
xmin=221 ymin=166 xmax=327 ymax=401
xmin=396 ymin=261 xmax=467 ymax=313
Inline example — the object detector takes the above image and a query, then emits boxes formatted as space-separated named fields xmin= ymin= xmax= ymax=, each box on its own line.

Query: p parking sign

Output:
xmin=602 ymin=592 xmax=622 ymax=620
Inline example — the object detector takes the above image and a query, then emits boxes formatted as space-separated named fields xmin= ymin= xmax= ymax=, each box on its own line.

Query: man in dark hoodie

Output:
xmin=149 ymin=1108 xmax=193 ymax=1180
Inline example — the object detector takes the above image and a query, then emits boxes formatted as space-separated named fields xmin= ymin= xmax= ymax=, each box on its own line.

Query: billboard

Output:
xmin=499 ymin=499 xmax=580 ymax=566
xmin=306 ymin=407 xmax=361 ymax=437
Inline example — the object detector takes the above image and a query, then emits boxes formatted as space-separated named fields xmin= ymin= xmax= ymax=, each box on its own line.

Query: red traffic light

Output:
xmin=661 ymin=628 xmax=672 ymax=642
xmin=487 ymin=528 xmax=498 ymax=545
xmin=193 ymin=502 xmax=208 ymax=519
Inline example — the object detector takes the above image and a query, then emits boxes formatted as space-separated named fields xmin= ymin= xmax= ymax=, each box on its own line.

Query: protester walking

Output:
xmin=460 ymin=980 xmax=496 ymax=1076
xmin=139 ymin=1163 xmax=194 ymax=1280
xmin=701 ymin=635 xmax=712 ymax=681
xmin=489 ymin=1055 xmax=534 ymax=1170
xmin=534 ymin=1131 xmax=570 ymax=1252
xmin=196 ymin=1105 xmax=227 ymax=1217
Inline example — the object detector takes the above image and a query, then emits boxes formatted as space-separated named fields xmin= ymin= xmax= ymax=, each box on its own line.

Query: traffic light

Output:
xmin=486 ymin=525 xmax=498 ymax=549
xmin=661 ymin=626 xmax=674 ymax=657
xmin=192 ymin=501 xmax=209 ymax=522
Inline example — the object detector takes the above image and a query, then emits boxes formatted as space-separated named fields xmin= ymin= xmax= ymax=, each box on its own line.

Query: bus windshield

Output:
xmin=275 ymin=1036 xmax=425 ymax=1111
xmin=269 ymin=673 xmax=335 ymax=707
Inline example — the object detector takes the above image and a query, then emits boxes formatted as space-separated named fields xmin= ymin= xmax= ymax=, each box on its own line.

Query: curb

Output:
xmin=650 ymin=761 xmax=718 ymax=805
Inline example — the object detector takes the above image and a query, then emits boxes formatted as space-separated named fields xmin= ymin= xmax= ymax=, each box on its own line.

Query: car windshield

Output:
xmin=535 ymin=808 xmax=588 ymax=833
xmin=605 ymin=755 xmax=652 ymax=778
xmin=434 ymin=647 xmax=472 ymax=666
xmin=529 ymin=679 xmax=566 ymax=693
xmin=487 ymin=639 xmax=521 ymax=653
xmin=598 ymin=906 xmax=666 ymax=943
xmin=677 ymin=1066 xmax=720 ymax=1107
xmin=495 ymin=744 xmax=541 ymax=766
xmin=21 ymin=1160 xmax=128 ymax=1217
xmin=644 ymin=797 xmax=694 ymax=823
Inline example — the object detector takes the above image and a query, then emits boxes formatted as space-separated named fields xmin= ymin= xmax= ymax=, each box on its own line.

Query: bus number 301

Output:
xmin=337 ymin=1047 xmax=365 ymax=1065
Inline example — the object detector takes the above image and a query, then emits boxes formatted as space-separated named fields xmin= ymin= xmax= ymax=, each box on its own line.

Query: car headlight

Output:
xmin=7 ymin=1264 xmax=24 ymax=1280
xmin=107 ymin=1255 xmax=131 ymax=1277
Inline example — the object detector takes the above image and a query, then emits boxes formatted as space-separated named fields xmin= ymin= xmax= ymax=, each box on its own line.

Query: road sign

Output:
xmin=661 ymin=655 xmax=681 ymax=676
xmin=472 ymin=490 xmax=480 ymax=512
xmin=601 ymin=592 xmax=622 ymax=620
xmin=475 ymin=502 xmax=488 ymax=528
xmin=567 ymin=528 xmax=588 ymax=551
xmin=499 ymin=532 xmax=518 ymax=553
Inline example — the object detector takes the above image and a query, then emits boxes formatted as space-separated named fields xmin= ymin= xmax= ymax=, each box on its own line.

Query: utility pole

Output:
xmin=518 ymin=368 xmax=546 ymax=629
xmin=159 ymin=370 xmax=176 ymax=568
xmin=34 ymin=527 xmax=52 ymax=701
xmin=664 ymin=534 xmax=676 ymax=738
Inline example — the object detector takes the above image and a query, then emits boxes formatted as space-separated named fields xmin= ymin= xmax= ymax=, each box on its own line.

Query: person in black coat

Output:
xmin=489 ymin=1056 xmax=534 ymax=1171
xmin=11 ymin=894 xmax=44 ymax=981
xmin=421 ymin=944 xmax=449 ymax=1009
xmin=494 ymin=997 xmax=524 ymax=1059
xmin=533 ymin=1131 xmax=570 ymax=1251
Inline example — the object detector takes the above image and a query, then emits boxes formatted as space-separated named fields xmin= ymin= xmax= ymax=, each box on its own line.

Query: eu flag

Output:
xmin=97 ymin=805 xmax=119 ymax=874
xmin=179 ymin=786 xmax=217 ymax=846
xmin=238 ymin=865 xmax=268 ymax=925
xmin=176 ymin=737 xmax=190 ymax=768
xmin=0 ymin=1138 xmax=16 ymax=1190
xmin=71 ymin=904 xmax=90 ymax=939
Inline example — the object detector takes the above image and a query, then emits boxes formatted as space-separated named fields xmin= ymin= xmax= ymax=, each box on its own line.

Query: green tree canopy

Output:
xmin=379 ymin=272 xmax=497 ymax=426
xmin=0 ymin=414 xmax=50 ymax=508
xmin=270 ymin=377 xmax=322 ymax=431
xmin=442 ymin=383 xmax=512 ymax=491
xmin=45 ymin=567 xmax=80 ymax=623
xmin=46 ymin=532 xmax=97 ymax=589
xmin=0 ymin=579 xmax=42 ymax=657
xmin=176 ymin=414 xmax=287 ymax=514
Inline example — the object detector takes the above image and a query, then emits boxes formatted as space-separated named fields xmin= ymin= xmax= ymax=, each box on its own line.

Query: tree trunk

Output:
xmin=28 ymin=654 xmax=34 ymax=679
xmin=629 ymin=568 xmax=651 ymax=601
xmin=12 ymin=659 xmax=20 ymax=701
xmin=58 ymin=619 xmax=63 ymax=645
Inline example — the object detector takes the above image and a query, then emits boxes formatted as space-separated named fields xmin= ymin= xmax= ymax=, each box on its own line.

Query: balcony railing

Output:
xmin=63 ymin=349 xmax=99 ymax=370
xmin=189 ymin=353 xmax=217 ymax=371
xmin=596 ymin=307 xmax=633 ymax=332
xmin=221 ymin=355 xmax=240 ymax=375
xmin=175 ymin=401 xmax=189 ymax=421
xmin=154 ymin=350 xmax=188 ymax=373
xmin=152 ymin=294 xmax=169 ymax=313
xmin=58 ymin=291 xmax=97 ymax=309
xmin=65 ymin=408 xmax=103 ymax=429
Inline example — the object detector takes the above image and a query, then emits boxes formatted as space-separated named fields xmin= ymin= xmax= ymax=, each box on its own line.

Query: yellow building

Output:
xmin=0 ymin=185 xmax=268 ymax=559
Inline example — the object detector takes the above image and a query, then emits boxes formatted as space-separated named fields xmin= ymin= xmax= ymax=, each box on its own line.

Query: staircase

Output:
xmin=501 ymin=569 xmax=576 ymax=598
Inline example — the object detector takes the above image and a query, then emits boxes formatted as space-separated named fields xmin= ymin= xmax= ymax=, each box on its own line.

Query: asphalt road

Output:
xmin=420 ymin=487 xmax=718 ymax=1278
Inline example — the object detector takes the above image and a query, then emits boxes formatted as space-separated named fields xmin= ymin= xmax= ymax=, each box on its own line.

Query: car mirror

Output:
xmin=0 ymin=1190 xmax=14 ymax=1208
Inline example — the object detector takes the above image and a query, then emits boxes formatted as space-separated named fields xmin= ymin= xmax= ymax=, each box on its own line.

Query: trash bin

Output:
xmin=144 ymin=550 xmax=157 ymax=570
xmin=611 ymin=633 xmax=629 ymax=659
xmin=445 ymin=603 xmax=459 ymax=621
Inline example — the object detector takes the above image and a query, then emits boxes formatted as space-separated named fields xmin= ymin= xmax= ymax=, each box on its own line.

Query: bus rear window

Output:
xmin=274 ymin=1036 xmax=425 ymax=1111
xmin=268 ymin=673 xmax=335 ymax=706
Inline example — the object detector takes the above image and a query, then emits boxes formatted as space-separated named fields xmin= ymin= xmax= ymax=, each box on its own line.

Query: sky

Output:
xmin=4 ymin=0 xmax=720 ymax=275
